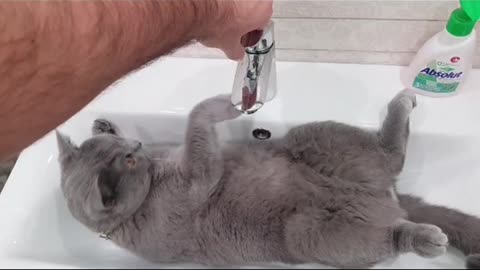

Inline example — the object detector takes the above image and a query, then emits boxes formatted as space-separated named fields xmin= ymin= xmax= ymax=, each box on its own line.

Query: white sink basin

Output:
xmin=1 ymin=57 xmax=480 ymax=268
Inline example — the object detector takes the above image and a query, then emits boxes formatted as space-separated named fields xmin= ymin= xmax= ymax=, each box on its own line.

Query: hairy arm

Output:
xmin=0 ymin=1 xmax=227 ymax=159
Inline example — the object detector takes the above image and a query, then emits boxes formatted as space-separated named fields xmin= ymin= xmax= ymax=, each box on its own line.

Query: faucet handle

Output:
xmin=244 ymin=22 xmax=275 ymax=55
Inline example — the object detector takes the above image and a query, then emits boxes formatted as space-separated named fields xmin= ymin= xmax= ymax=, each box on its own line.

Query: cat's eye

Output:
xmin=125 ymin=154 xmax=136 ymax=169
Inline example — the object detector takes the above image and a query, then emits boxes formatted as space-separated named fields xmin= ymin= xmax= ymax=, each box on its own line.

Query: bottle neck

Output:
xmin=443 ymin=27 xmax=474 ymax=40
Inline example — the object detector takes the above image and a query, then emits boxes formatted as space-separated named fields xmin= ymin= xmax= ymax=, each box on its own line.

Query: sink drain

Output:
xmin=252 ymin=128 xmax=271 ymax=140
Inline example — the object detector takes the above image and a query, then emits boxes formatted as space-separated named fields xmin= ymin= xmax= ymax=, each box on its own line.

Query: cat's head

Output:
xmin=56 ymin=131 xmax=152 ymax=233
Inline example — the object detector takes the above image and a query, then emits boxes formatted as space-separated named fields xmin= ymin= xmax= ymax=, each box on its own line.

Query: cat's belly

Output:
xmin=192 ymin=155 xmax=300 ymax=264
xmin=192 ymin=145 xmax=404 ymax=264
xmin=197 ymin=163 xmax=403 ymax=263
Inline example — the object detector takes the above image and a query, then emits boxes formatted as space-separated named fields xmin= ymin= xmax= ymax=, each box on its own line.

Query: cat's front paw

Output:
xmin=92 ymin=119 xmax=118 ymax=136
xmin=194 ymin=95 xmax=242 ymax=123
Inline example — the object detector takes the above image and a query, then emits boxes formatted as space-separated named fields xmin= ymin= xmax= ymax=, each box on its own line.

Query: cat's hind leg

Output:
xmin=92 ymin=119 xmax=119 ymax=136
xmin=285 ymin=213 xmax=446 ymax=268
xmin=378 ymin=89 xmax=417 ymax=175
xmin=393 ymin=221 xmax=448 ymax=258
xmin=285 ymin=211 xmax=397 ymax=268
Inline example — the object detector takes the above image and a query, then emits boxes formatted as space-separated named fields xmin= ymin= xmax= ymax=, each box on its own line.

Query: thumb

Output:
xmin=222 ymin=30 xmax=264 ymax=61
xmin=221 ymin=42 xmax=245 ymax=61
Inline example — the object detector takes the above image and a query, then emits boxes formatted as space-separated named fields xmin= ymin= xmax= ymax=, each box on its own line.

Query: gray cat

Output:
xmin=56 ymin=90 xmax=480 ymax=268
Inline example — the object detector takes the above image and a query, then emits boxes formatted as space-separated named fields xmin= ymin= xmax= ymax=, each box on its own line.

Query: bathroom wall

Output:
xmin=173 ymin=0 xmax=480 ymax=67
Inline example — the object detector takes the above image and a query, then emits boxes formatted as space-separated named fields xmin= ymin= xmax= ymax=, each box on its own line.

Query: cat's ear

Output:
xmin=93 ymin=168 xmax=120 ymax=209
xmin=56 ymin=131 xmax=78 ymax=168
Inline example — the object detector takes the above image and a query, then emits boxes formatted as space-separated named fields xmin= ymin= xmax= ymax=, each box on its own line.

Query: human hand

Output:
xmin=199 ymin=0 xmax=273 ymax=60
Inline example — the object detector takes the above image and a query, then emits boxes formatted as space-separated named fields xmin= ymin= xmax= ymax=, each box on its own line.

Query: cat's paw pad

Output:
xmin=195 ymin=95 xmax=242 ymax=122
xmin=92 ymin=119 xmax=117 ymax=135
xmin=412 ymin=224 xmax=448 ymax=258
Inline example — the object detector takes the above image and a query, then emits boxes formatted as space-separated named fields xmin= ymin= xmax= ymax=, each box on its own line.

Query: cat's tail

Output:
xmin=398 ymin=194 xmax=480 ymax=269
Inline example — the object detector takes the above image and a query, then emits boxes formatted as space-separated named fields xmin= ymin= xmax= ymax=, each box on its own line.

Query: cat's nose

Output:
xmin=134 ymin=141 xmax=142 ymax=151
xmin=129 ymin=140 xmax=142 ymax=151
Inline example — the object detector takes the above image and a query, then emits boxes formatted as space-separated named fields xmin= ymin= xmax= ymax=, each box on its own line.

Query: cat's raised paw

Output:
xmin=92 ymin=119 xmax=118 ymax=136
xmin=412 ymin=224 xmax=448 ymax=258
xmin=195 ymin=95 xmax=242 ymax=123
xmin=389 ymin=89 xmax=417 ymax=113
xmin=400 ymin=89 xmax=417 ymax=108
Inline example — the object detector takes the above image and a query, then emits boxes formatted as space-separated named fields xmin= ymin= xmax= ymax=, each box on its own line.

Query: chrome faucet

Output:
xmin=231 ymin=22 xmax=277 ymax=114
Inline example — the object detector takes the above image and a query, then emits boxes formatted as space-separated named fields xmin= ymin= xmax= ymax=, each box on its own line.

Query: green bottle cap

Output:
xmin=461 ymin=0 xmax=480 ymax=21
xmin=447 ymin=8 xmax=476 ymax=37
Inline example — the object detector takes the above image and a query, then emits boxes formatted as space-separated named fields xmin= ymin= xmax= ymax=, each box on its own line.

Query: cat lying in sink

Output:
xmin=56 ymin=90 xmax=480 ymax=268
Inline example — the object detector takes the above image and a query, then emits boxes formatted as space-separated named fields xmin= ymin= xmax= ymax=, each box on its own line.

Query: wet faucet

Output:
xmin=231 ymin=22 xmax=277 ymax=114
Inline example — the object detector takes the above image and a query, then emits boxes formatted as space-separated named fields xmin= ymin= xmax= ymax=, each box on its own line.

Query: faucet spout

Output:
xmin=231 ymin=22 xmax=277 ymax=114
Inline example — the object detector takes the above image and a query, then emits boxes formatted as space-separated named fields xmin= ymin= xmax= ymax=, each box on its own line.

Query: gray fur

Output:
xmin=57 ymin=91 xmax=480 ymax=268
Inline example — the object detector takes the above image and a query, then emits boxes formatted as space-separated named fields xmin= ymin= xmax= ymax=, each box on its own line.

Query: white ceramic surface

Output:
xmin=1 ymin=57 xmax=480 ymax=268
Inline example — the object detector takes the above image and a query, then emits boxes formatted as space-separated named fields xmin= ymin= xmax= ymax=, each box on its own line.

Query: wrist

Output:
xmin=129 ymin=0 xmax=230 ymax=58
xmin=72 ymin=1 xmax=211 ymax=70
xmin=193 ymin=0 xmax=235 ymax=42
